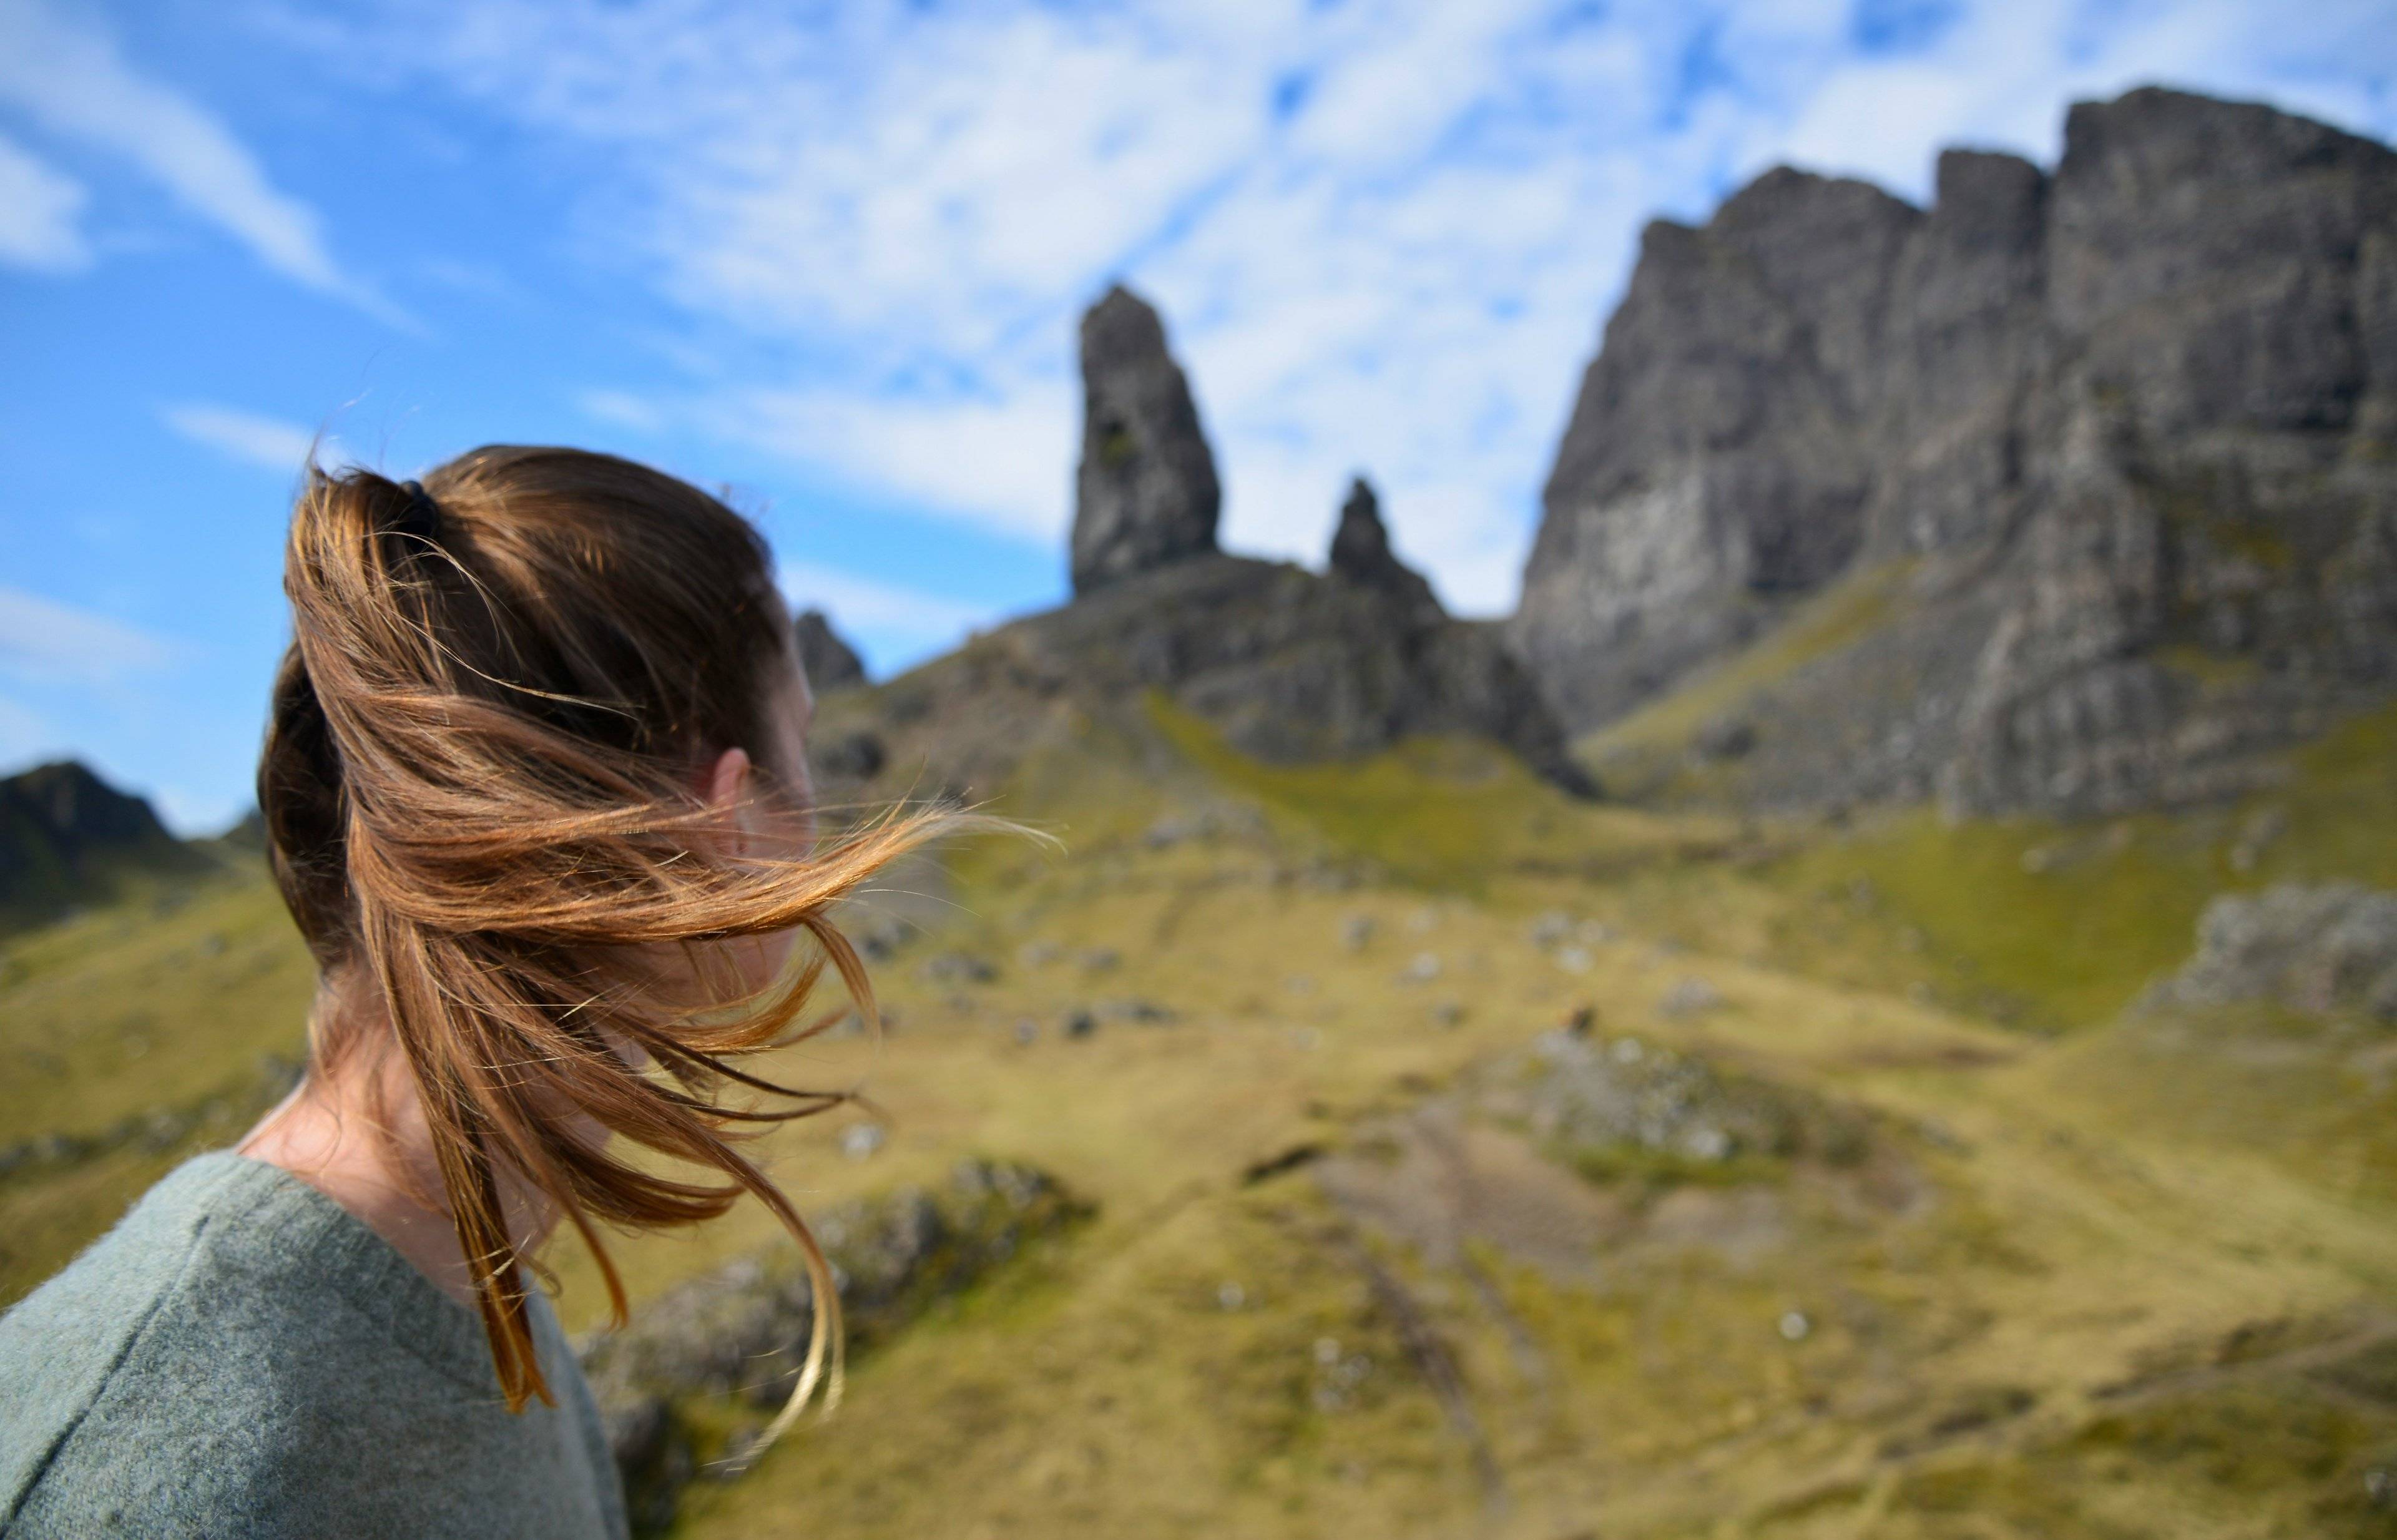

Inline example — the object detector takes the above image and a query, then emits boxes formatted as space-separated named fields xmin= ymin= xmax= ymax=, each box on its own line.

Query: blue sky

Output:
xmin=2 ymin=0 xmax=2393 ymax=832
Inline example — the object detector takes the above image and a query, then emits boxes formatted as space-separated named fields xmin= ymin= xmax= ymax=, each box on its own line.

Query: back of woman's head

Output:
xmin=259 ymin=445 xmax=945 ymax=1420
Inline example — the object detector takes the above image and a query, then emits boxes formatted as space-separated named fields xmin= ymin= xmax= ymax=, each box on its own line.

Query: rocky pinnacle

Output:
xmin=1071 ymin=285 xmax=1222 ymax=595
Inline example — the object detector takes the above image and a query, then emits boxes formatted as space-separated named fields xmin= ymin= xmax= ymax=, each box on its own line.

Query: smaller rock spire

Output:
xmin=792 ymin=609 xmax=866 ymax=694
xmin=1328 ymin=476 xmax=1443 ymax=625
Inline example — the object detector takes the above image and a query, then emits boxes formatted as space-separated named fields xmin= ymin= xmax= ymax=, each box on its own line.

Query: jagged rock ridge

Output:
xmin=1513 ymin=87 xmax=2397 ymax=817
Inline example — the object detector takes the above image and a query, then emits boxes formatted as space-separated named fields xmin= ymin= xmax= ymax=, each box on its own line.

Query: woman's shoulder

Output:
xmin=0 ymin=1155 xmax=283 ymax=1517
xmin=0 ymin=1152 xmax=491 ymax=1533
xmin=1 ymin=1152 xmax=623 ymax=1539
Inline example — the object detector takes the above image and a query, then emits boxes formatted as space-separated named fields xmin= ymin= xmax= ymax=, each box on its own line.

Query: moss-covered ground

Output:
xmin=4 ymin=700 xmax=2395 ymax=1536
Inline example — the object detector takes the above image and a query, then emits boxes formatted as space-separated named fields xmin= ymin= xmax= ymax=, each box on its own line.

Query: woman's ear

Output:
xmin=703 ymin=747 xmax=757 ymax=853
xmin=704 ymin=745 xmax=753 ymax=810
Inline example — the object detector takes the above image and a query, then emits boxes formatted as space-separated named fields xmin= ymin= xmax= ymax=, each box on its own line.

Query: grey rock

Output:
xmin=1656 ymin=977 xmax=1725 ymax=1018
xmin=1515 ymin=87 xmax=2397 ymax=818
xmin=1478 ymin=1029 xmax=1860 ymax=1169
xmin=2144 ymin=883 xmax=2397 ymax=1021
xmin=1072 ymin=285 xmax=1221 ymax=594
xmin=792 ymin=609 xmax=866 ymax=694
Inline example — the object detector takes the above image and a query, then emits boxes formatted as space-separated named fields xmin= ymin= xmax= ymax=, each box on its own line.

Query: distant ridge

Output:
xmin=0 ymin=761 xmax=206 ymax=931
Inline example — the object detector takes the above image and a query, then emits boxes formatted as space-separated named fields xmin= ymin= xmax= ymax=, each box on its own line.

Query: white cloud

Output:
xmin=0 ymin=130 xmax=87 ymax=270
xmin=732 ymin=386 xmax=1075 ymax=546
xmin=312 ymin=0 xmax=2397 ymax=615
xmin=576 ymin=389 xmax=663 ymax=433
xmin=0 ymin=583 xmax=175 ymax=687
xmin=0 ymin=0 xmax=400 ymax=320
xmin=160 ymin=402 xmax=335 ymax=476
xmin=777 ymin=561 xmax=998 ymax=659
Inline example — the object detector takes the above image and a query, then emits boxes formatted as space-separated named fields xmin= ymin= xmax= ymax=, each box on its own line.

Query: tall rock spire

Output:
xmin=1071 ymin=285 xmax=1221 ymax=594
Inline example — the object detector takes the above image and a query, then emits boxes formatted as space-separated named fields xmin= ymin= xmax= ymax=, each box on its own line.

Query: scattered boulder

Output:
xmin=1657 ymin=977 xmax=1726 ymax=1018
xmin=919 ymin=950 xmax=999 ymax=986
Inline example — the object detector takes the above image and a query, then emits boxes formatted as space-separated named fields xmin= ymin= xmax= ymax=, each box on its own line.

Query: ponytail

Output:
xmin=258 ymin=448 xmax=964 ymax=1433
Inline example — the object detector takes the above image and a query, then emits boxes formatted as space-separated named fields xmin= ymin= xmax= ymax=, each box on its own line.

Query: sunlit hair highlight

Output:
xmin=257 ymin=444 xmax=959 ymax=1433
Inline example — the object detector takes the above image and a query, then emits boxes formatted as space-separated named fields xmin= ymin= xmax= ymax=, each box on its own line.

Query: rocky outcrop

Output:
xmin=0 ymin=760 xmax=200 ymax=929
xmin=2142 ymin=883 xmax=2397 ymax=1022
xmin=792 ymin=608 xmax=866 ymax=694
xmin=1071 ymin=285 xmax=1222 ymax=594
xmin=812 ymin=543 xmax=1592 ymax=806
xmin=1515 ymin=87 xmax=2397 ymax=817
xmin=581 ymin=1160 xmax=1087 ymax=1535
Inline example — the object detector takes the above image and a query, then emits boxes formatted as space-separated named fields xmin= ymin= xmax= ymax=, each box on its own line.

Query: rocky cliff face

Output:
xmin=1514 ymin=87 xmax=2397 ymax=817
xmin=1071 ymin=285 xmax=1222 ymax=595
xmin=813 ymin=288 xmax=1591 ymax=804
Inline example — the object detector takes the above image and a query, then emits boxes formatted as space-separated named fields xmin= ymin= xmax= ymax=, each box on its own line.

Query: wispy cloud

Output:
xmin=576 ymin=389 xmax=664 ymax=433
xmin=160 ymin=402 xmax=335 ymax=476
xmin=778 ymin=561 xmax=996 ymax=659
xmin=0 ymin=582 xmax=175 ymax=687
xmin=311 ymin=0 xmax=2397 ymax=613
xmin=734 ymin=387 xmax=1074 ymax=546
xmin=0 ymin=0 xmax=403 ymax=321
xmin=0 ymin=129 xmax=86 ymax=270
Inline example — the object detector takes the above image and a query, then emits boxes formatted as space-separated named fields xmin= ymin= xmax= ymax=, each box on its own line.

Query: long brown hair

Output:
xmin=258 ymin=444 xmax=950 ymax=1425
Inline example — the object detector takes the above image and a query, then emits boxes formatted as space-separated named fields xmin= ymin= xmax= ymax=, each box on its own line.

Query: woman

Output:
xmin=0 ymin=448 xmax=952 ymax=1536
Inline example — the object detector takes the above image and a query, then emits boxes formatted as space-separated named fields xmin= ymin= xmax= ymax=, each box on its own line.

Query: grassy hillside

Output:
xmin=3 ymin=700 xmax=2393 ymax=1536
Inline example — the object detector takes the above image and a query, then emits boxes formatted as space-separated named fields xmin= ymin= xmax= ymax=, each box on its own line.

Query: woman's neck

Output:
xmin=238 ymin=987 xmax=559 ymax=1310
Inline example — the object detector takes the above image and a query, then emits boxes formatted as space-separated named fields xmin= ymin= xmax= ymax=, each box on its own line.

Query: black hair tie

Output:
xmin=393 ymin=479 xmax=443 ymax=543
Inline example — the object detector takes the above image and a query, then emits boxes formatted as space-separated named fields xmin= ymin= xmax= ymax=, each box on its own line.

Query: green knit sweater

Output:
xmin=0 ymin=1151 xmax=627 ymax=1538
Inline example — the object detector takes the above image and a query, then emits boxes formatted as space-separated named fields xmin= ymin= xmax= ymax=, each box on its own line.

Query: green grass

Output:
xmin=1144 ymin=691 xmax=1699 ymax=895
xmin=0 ymin=860 xmax=313 ymax=1146
xmin=1581 ymin=558 xmax=1914 ymax=768
xmin=1748 ymin=702 xmax=2397 ymax=1031
xmin=2 ymin=675 xmax=2395 ymax=1538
